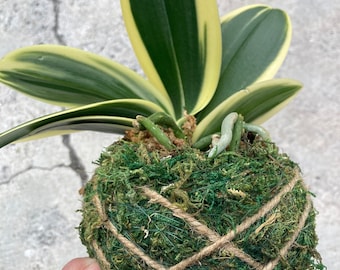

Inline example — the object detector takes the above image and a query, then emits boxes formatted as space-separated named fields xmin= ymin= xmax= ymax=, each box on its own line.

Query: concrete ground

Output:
xmin=0 ymin=0 xmax=339 ymax=269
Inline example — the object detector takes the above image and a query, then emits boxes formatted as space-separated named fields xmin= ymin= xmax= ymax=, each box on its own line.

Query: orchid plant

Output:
xmin=0 ymin=1 xmax=301 ymax=150
xmin=1 ymin=2 xmax=324 ymax=269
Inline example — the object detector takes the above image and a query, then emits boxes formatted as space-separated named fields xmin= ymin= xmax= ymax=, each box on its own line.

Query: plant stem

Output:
xmin=229 ymin=114 xmax=244 ymax=152
xmin=243 ymin=123 xmax=271 ymax=141
xmin=136 ymin=115 xmax=174 ymax=150
xmin=148 ymin=112 xmax=185 ymax=139
xmin=208 ymin=112 xmax=238 ymax=158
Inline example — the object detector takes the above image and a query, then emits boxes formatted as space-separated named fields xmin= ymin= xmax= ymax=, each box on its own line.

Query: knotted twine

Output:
xmin=91 ymin=168 xmax=312 ymax=270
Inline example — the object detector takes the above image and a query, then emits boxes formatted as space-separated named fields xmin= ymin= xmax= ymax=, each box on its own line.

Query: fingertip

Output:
xmin=62 ymin=257 xmax=101 ymax=270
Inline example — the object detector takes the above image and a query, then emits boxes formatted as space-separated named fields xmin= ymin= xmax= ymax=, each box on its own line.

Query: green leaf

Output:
xmin=198 ymin=5 xmax=292 ymax=120
xmin=121 ymin=0 xmax=222 ymax=118
xmin=193 ymin=79 xmax=302 ymax=142
xmin=0 ymin=45 xmax=173 ymax=115
xmin=0 ymin=99 xmax=163 ymax=147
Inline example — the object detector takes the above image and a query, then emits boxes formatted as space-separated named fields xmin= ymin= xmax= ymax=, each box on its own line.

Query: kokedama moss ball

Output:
xmin=79 ymin=137 xmax=324 ymax=270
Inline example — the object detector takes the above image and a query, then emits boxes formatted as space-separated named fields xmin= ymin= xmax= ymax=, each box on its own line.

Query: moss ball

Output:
xmin=79 ymin=139 xmax=324 ymax=270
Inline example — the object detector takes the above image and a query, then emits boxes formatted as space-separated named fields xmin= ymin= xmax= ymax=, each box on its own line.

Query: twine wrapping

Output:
xmin=91 ymin=168 xmax=313 ymax=269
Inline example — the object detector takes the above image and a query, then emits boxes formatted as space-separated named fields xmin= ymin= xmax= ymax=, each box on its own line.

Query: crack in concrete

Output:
xmin=0 ymin=163 xmax=68 ymax=185
xmin=62 ymin=134 xmax=89 ymax=186
xmin=1 ymin=137 xmax=89 ymax=186
xmin=50 ymin=1 xmax=89 ymax=186
xmin=51 ymin=0 xmax=67 ymax=45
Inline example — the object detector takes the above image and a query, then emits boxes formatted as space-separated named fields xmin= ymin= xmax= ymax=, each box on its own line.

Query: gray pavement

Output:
xmin=0 ymin=0 xmax=339 ymax=269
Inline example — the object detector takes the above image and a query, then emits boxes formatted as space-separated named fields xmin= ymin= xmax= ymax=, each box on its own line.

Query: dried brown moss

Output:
xmin=79 ymin=137 xmax=325 ymax=270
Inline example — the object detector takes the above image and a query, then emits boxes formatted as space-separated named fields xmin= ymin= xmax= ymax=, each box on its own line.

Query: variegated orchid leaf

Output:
xmin=193 ymin=79 xmax=302 ymax=142
xmin=0 ymin=45 xmax=173 ymax=115
xmin=121 ymin=0 xmax=222 ymax=119
xmin=0 ymin=1 xmax=302 ymax=150
xmin=0 ymin=99 xmax=163 ymax=147
xmin=197 ymin=5 xmax=292 ymax=120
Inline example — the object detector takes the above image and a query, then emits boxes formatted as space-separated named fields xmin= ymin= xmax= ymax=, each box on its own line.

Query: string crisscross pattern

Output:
xmin=91 ymin=169 xmax=312 ymax=270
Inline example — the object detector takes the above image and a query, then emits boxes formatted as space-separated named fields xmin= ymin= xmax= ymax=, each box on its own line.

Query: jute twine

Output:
xmin=91 ymin=168 xmax=312 ymax=270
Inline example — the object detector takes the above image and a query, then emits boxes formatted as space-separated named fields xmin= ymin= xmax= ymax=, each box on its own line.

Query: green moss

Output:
xmin=79 ymin=138 xmax=325 ymax=270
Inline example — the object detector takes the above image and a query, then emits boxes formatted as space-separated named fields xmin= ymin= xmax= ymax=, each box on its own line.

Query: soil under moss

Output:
xmin=79 ymin=137 xmax=325 ymax=270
